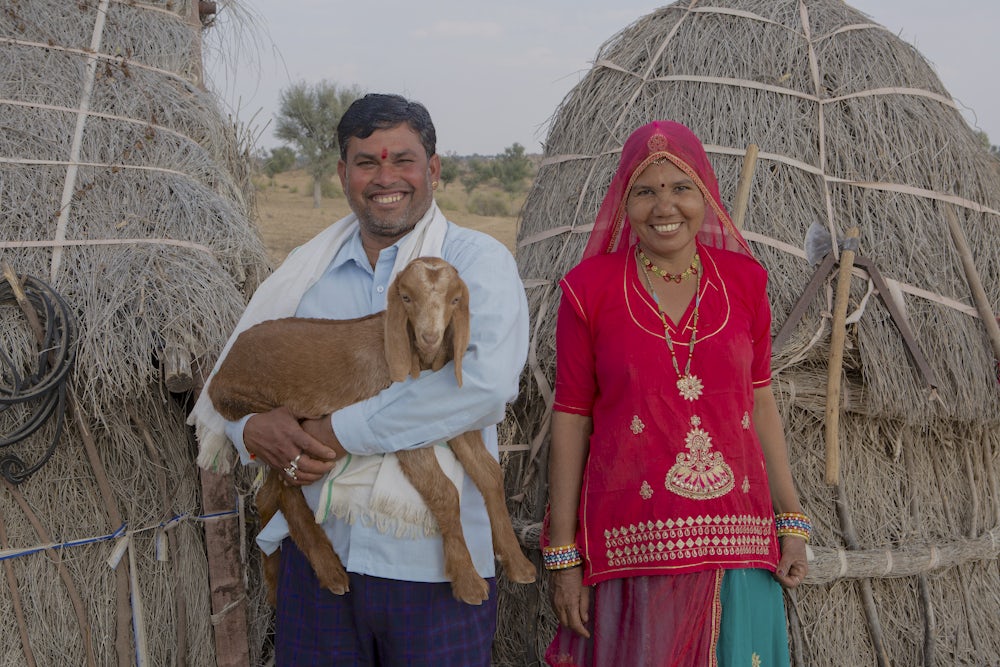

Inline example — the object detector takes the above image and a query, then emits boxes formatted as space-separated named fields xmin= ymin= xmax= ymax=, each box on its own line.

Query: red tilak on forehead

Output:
xmin=381 ymin=148 xmax=388 ymax=160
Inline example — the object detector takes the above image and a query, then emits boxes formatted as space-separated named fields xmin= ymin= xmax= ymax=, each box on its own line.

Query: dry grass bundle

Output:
xmin=498 ymin=1 xmax=1000 ymax=665
xmin=1 ymin=1 xmax=272 ymax=664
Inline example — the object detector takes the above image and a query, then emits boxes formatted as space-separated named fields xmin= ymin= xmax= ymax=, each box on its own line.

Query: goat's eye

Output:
xmin=400 ymin=294 xmax=411 ymax=303
xmin=451 ymin=297 xmax=460 ymax=305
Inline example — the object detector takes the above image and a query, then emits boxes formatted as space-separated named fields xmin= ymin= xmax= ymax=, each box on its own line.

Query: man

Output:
xmin=213 ymin=94 xmax=528 ymax=664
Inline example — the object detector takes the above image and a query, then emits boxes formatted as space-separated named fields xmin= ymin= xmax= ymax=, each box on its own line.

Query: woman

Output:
xmin=544 ymin=120 xmax=809 ymax=667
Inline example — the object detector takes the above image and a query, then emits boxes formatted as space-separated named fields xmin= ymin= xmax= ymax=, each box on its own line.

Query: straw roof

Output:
xmin=498 ymin=1 xmax=1000 ymax=665
xmin=1 ymin=0 xmax=272 ymax=664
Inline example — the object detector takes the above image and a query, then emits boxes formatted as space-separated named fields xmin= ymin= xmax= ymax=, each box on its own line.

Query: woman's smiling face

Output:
xmin=626 ymin=159 xmax=705 ymax=266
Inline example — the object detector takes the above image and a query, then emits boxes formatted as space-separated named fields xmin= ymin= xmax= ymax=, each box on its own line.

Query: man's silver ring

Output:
xmin=289 ymin=453 xmax=302 ymax=470
xmin=284 ymin=466 xmax=297 ymax=479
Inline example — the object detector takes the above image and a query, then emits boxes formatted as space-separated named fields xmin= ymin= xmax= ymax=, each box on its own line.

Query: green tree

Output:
xmin=459 ymin=144 xmax=534 ymax=195
xmin=274 ymin=81 xmax=362 ymax=207
xmin=461 ymin=157 xmax=490 ymax=194
xmin=439 ymin=154 xmax=461 ymax=190
xmin=492 ymin=143 xmax=532 ymax=194
xmin=263 ymin=146 xmax=296 ymax=177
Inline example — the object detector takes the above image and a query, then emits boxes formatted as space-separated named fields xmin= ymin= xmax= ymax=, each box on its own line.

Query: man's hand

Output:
xmin=244 ymin=406 xmax=338 ymax=486
xmin=300 ymin=415 xmax=349 ymax=460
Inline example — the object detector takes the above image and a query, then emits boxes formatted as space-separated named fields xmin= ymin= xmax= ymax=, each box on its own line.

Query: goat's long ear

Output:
xmin=385 ymin=278 xmax=412 ymax=383
xmin=451 ymin=280 xmax=471 ymax=388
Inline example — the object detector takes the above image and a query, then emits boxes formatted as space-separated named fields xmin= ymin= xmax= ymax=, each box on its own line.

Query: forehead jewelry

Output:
xmin=638 ymin=249 xmax=704 ymax=401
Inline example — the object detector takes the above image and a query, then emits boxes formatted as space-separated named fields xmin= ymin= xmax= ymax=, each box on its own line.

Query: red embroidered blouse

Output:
xmin=554 ymin=242 xmax=781 ymax=585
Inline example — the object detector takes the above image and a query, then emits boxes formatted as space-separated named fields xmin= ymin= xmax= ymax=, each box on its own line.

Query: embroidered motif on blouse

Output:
xmin=665 ymin=417 xmax=734 ymax=499
xmin=603 ymin=514 xmax=773 ymax=567
xmin=630 ymin=415 xmax=645 ymax=434
xmin=640 ymin=480 xmax=653 ymax=499
xmin=752 ymin=653 xmax=761 ymax=667
xmin=742 ymin=411 xmax=751 ymax=430
xmin=742 ymin=476 xmax=750 ymax=493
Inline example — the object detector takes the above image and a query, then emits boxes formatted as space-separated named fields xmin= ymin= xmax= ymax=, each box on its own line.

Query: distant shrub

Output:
xmin=251 ymin=175 xmax=273 ymax=190
xmin=468 ymin=193 xmax=509 ymax=217
xmin=263 ymin=146 xmax=297 ymax=177
xmin=436 ymin=196 xmax=459 ymax=212
xmin=320 ymin=179 xmax=343 ymax=198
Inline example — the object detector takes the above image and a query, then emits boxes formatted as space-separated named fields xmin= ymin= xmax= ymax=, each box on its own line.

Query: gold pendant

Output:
xmin=676 ymin=373 xmax=703 ymax=401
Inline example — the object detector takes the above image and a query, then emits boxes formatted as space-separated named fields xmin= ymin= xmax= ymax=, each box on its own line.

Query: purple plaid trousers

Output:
xmin=274 ymin=539 xmax=498 ymax=666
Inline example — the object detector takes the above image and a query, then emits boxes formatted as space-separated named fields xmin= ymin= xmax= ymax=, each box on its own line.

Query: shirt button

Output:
xmin=376 ymin=285 xmax=385 ymax=293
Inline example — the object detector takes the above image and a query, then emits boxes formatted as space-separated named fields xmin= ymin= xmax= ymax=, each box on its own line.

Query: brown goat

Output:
xmin=208 ymin=257 xmax=536 ymax=605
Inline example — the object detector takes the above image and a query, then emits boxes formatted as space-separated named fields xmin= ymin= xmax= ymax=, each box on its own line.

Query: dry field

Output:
xmin=253 ymin=169 xmax=522 ymax=265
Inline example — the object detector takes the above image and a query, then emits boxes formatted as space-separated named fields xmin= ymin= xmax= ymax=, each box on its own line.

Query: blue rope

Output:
xmin=0 ymin=507 xmax=240 ymax=562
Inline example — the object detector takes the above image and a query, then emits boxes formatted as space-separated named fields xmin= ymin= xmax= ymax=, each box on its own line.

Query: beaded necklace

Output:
xmin=638 ymin=249 xmax=700 ymax=283
xmin=638 ymin=248 xmax=704 ymax=402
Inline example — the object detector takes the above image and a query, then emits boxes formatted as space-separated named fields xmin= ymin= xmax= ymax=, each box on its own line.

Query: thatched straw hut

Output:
xmin=498 ymin=1 xmax=1000 ymax=665
xmin=0 ymin=1 xmax=272 ymax=664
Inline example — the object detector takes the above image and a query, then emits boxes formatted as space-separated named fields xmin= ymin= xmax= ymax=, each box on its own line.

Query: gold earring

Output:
xmin=432 ymin=180 xmax=439 ymax=190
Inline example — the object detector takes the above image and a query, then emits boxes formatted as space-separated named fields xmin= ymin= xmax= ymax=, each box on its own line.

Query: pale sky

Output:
xmin=205 ymin=1 xmax=1000 ymax=156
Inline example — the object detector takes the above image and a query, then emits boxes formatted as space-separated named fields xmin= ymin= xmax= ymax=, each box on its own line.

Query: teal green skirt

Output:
xmin=717 ymin=568 xmax=790 ymax=667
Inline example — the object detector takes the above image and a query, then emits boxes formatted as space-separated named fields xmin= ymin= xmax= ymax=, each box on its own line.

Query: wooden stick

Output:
xmin=130 ymin=409 xmax=188 ymax=667
xmin=731 ymin=144 xmax=759 ymax=230
xmin=943 ymin=205 xmax=1000 ymax=365
xmin=835 ymin=485 xmax=891 ymax=667
xmin=0 ymin=511 xmax=37 ymax=667
xmin=825 ymin=226 xmax=859 ymax=486
xmin=3 ymin=480 xmax=98 ymax=667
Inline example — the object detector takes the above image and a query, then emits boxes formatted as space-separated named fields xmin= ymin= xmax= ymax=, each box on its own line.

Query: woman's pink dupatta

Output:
xmin=582 ymin=120 xmax=753 ymax=261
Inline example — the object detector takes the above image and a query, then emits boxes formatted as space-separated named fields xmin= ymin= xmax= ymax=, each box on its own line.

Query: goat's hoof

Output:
xmin=451 ymin=572 xmax=490 ymax=605
xmin=316 ymin=568 xmax=350 ymax=595
xmin=502 ymin=553 xmax=538 ymax=584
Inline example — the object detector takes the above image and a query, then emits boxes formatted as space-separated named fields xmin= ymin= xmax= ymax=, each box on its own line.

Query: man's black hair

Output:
xmin=337 ymin=94 xmax=437 ymax=160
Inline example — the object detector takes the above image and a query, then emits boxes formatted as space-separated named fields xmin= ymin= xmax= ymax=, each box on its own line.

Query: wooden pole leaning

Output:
xmin=731 ymin=144 xmax=759 ymax=230
xmin=825 ymin=226 xmax=860 ymax=486
xmin=943 ymin=205 xmax=1000 ymax=369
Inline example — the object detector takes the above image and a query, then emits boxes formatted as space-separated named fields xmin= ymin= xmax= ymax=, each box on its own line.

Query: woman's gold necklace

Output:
xmin=638 ymin=249 xmax=700 ymax=283
xmin=638 ymin=249 xmax=704 ymax=402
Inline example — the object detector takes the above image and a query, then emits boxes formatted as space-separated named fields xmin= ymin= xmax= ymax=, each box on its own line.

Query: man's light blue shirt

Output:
xmin=226 ymin=220 xmax=528 ymax=582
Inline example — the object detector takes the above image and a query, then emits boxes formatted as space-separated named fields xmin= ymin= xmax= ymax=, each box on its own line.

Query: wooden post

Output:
xmin=825 ymin=226 xmax=860 ymax=486
xmin=731 ymin=144 xmax=759 ymax=230
xmin=943 ymin=205 xmax=1000 ymax=366
xmin=200 ymin=469 xmax=251 ymax=667
xmin=162 ymin=341 xmax=195 ymax=393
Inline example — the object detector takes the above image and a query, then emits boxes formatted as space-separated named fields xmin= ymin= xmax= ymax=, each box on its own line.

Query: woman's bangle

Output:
xmin=775 ymin=511 xmax=812 ymax=543
xmin=542 ymin=543 xmax=583 ymax=570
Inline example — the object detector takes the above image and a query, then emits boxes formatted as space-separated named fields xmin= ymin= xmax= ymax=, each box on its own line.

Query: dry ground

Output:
xmin=253 ymin=169 xmax=522 ymax=264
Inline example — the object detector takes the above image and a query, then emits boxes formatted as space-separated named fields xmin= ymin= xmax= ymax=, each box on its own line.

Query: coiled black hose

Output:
xmin=0 ymin=272 xmax=76 ymax=484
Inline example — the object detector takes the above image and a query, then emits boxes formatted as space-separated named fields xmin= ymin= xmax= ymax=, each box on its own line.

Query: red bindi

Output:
xmin=381 ymin=148 xmax=388 ymax=160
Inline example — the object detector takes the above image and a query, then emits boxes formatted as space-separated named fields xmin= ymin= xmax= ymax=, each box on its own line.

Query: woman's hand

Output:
xmin=244 ymin=406 xmax=338 ymax=486
xmin=774 ymin=535 xmax=808 ymax=588
xmin=550 ymin=566 xmax=591 ymax=638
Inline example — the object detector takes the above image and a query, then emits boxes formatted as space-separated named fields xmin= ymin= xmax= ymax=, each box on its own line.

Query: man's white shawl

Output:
xmin=187 ymin=203 xmax=464 ymax=548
